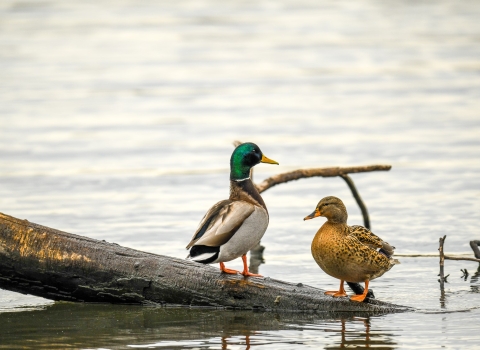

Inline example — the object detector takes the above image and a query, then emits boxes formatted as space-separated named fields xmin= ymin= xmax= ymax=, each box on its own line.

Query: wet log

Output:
xmin=0 ymin=213 xmax=409 ymax=312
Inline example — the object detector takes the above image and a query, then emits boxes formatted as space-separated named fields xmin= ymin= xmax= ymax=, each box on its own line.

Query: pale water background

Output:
xmin=1 ymin=0 xmax=480 ymax=349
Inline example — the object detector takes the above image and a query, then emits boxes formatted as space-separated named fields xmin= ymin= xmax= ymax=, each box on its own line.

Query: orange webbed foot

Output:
xmin=240 ymin=254 xmax=263 ymax=278
xmin=350 ymin=280 xmax=369 ymax=302
xmin=325 ymin=280 xmax=347 ymax=297
xmin=350 ymin=294 xmax=367 ymax=302
xmin=219 ymin=262 xmax=240 ymax=275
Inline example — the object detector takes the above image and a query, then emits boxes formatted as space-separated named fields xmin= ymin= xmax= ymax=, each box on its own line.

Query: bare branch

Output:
xmin=256 ymin=165 xmax=392 ymax=193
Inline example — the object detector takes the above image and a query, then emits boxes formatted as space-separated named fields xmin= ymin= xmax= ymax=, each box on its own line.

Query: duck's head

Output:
xmin=230 ymin=142 xmax=278 ymax=181
xmin=303 ymin=196 xmax=348 ymax=224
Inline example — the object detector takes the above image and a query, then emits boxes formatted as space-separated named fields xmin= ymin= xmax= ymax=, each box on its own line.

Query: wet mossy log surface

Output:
xmin=0 ymin=213 xmax=410 ymax=312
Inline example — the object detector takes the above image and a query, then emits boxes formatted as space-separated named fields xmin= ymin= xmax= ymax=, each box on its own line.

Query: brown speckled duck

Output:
xmin=304 ymin=196 xmax=399 ymax=302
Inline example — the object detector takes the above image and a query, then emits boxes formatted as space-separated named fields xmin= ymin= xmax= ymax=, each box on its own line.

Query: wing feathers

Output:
xmin=186 ymin=200 xmax=255 ymax=249
xmin=349 ymin=225 xmax=397 ymax=265
xmin=349 ymin=225 xmax=383 ymax=249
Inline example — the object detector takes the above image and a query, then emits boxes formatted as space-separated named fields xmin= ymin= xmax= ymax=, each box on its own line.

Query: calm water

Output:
xmin=1 ymin=0 xmax=480 ymax=348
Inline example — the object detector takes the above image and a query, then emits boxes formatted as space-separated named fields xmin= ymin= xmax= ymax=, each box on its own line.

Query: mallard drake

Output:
xmin=186 ymin=142 xmax=278 ymax=277
xmin=304 ymin=196 xmax=398 ymax=302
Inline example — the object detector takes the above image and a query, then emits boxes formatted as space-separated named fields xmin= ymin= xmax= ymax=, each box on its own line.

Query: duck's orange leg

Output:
xmin=350 ymin=280 xmax=369 ymax=302
xmin=241 ymin=254 xmax=263 ymax=277
xmin=325 ymin=280 xmax=347 ymax=297
xmin=219 ymin=262 xmax=240 ymax=274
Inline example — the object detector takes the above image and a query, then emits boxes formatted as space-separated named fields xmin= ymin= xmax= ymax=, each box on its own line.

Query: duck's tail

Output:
xmin=379 ymin=241 xmax=400 ymax=264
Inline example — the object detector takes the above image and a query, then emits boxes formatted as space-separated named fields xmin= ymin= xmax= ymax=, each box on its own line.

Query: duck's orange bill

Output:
xmin=261 ymin=154 xmax=279 ymax=165
xmin=303 ymin=210 xmax=321 ymax=221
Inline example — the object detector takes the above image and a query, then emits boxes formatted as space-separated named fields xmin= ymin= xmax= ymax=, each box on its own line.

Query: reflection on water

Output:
xmin=0 ymin=303 xmax=397 ymax=349
xmin=469 ymin=264 xmax=480 ymax=294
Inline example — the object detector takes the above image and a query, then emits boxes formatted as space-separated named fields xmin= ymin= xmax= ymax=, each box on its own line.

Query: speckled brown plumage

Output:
xmin=304 ymin=196 xmax=398 ymax=302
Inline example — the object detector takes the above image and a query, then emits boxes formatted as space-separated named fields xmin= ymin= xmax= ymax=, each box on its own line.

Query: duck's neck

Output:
xmin=229 ymin=178 xmax=267 ymax=211
xmin=323 ymin=221 xmax=349 ymax=235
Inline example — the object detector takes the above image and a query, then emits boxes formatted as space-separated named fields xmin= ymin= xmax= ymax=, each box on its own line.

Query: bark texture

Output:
xmin=0 ymin=213 xmax=409 ymax=312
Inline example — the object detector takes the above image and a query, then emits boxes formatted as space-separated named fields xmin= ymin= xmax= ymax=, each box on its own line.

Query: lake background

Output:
xmin=1 ymin=0 xmax=480 ymax=348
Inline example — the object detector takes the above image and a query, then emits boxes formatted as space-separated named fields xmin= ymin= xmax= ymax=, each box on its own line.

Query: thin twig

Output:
xmin=439 ymin=235 xmax=446 ymax=290
xmin=395 ymin=254 xmax=480 ymax=263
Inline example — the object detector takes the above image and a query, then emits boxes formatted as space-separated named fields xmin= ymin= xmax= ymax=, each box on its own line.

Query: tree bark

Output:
xmin=0 ymin=213 xmax=409 ymax=312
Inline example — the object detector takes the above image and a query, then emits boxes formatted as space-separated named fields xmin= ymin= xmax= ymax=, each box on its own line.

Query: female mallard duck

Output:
xmin=304 ymin=196 xmax=398 ymax=302
xmin=186 ymin=142 xmax=278 ymax=277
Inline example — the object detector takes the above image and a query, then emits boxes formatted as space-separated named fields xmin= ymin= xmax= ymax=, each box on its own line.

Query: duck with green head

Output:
xmin=186 ymin=142 xmax=278 ymax=277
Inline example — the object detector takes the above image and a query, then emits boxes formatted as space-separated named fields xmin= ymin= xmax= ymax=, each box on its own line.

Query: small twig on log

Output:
xmin=439 ymin=235 xmax=447 ymax=290
xmin=340 ymin=174 xmax=370 ymax=229
xmin=256 ymin=165 xmax=392 ymax=193
xmin=470 ymin=240 xmax=480 ymax=259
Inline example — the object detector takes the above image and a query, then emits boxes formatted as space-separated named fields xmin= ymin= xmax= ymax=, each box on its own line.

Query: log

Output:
xmin=0 ymin=213 xmax=409 ymax=312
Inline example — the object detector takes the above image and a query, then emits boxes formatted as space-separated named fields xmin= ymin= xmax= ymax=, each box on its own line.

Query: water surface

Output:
xmin=1 ymin=0 xmax=480 ymax=348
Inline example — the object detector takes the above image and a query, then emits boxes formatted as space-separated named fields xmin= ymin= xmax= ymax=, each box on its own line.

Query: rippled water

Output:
xmin=1 ymin=0 xmax=480 ymax=348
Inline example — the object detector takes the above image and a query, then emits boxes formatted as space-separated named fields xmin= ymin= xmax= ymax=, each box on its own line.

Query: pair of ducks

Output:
xmin=186 ymin=142 xmax=398 ymax=302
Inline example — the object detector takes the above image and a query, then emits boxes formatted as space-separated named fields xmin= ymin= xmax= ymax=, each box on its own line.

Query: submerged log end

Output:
xmin=0 ymin=212 xmax=410 ymax=313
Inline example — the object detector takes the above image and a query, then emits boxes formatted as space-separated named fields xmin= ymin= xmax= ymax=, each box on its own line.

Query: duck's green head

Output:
xmin=230 ymin=142 xmax=278 ymax=181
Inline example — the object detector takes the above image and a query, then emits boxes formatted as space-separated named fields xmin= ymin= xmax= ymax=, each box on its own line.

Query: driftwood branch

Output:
xmin=0 ymin=213 xmax=409 ymax=312
xmin=256 ymin=165 xmax=392 ymax=193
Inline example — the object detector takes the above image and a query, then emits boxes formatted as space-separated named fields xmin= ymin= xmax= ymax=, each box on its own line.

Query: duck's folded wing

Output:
xmin=186 ymin=200 xmax=255 ymax=249
xmin=345 ymin=235 xmax=392 ymax=270
xmin=349 ymin=225 xmax=395 ymax=257
xmin=349 ymin=225 xmax=383 ymax=249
